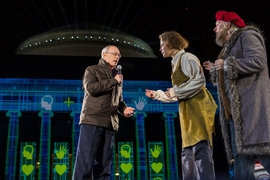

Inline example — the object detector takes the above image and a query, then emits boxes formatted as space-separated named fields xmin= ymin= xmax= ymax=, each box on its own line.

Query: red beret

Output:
xmin=215 ymin=11 xmax=246 ymax=28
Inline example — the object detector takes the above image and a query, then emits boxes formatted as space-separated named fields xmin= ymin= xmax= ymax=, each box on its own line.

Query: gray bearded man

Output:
xmin=203 ymin=11 xmax=270 ymax=179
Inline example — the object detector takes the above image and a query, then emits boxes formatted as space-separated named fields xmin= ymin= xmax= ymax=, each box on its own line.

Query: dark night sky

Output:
xmin=1 ymin=0 xmax=270 ymax=60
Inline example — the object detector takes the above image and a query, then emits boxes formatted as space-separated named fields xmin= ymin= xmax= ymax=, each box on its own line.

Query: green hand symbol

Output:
xmin=55 ymin=146 xmax=68 ymax=159
xmin=150 ymin=145 xmax=162 ymax=158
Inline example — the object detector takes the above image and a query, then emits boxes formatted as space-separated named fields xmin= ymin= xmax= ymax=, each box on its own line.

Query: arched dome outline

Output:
xmin=15 ymin=22 xmax=157 ymax=58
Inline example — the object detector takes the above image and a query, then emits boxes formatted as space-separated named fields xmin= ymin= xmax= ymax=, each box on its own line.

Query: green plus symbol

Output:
xmin=64 ymin=97 xmax=74 ymax=107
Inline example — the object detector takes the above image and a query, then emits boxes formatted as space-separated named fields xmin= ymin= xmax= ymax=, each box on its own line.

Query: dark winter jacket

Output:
xmin=79 ymin=58 xmax=127 ymax=131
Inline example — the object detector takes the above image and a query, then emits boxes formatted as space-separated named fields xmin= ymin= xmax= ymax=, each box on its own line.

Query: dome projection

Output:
xmin=15 ymin=22 xmax=157 ymax=58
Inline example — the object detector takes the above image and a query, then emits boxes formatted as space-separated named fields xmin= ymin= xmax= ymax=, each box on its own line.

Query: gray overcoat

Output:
xmin=210 ymin=25 xmax=270 ymax=163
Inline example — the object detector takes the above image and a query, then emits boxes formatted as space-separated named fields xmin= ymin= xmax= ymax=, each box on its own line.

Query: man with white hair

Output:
xmin=72 ymin=45 xmax=135 ymax=180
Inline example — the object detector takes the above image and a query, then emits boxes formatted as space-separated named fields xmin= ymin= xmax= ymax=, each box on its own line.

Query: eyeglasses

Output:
xmin=106 ymin=52 xmax=121 ymax=58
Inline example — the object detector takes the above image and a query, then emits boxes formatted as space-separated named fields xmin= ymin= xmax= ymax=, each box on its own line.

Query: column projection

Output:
xmin=163 ymin=112 xmax=179 ymax=180
xmin=70 ymin=111 xmax=80 ymax=172
xmin=134 ymin=112 xmax=148 ymax=179
xmin=5 ymin=111 xmax=22 ymax=180
xmin=38 ymin=111 xmax=53 ymax=180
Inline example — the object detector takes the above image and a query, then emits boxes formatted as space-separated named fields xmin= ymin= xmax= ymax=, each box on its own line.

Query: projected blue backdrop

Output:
xmin=1 ymin=78 xmax=218 ymax=180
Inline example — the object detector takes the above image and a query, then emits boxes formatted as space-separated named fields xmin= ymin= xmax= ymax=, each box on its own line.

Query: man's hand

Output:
xmin=165 ymin=88 xmax=172 ymax=98
xmin=214 ymin=59 xmax=224 ymax=70
xmin=203 ymin=60 xmax=215 ymax=71
xmin=124 ymin=107 xmax=135 ymax=117
xmin=145 ymin=89 xmax=155 ymax=99
xmin=114 ymin=74 xmax=123 ymax=84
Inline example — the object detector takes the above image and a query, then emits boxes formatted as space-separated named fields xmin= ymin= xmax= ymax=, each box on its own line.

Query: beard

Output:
xmin=215 ymin=27 xmax=229 ymax=47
